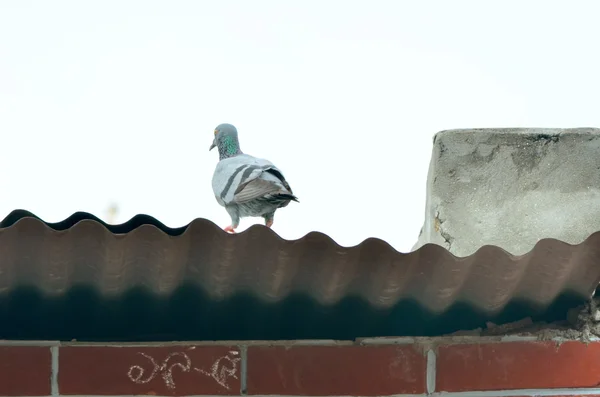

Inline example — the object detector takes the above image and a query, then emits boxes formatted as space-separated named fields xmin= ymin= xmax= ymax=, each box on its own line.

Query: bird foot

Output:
xmin=224 ymin=225 xmax=237 ymax=234
xmin=265 ymin=219 xmax=273 ymax=228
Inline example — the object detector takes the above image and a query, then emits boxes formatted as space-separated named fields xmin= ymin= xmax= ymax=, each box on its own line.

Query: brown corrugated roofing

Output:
xmin=0 ymin=209 xmax=599 ymax=341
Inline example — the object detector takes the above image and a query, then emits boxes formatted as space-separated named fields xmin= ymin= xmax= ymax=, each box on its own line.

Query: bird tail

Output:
xmin=277 ymin=193 xmax=299 ymax=203
xmin=263 ymin=193 xmax=299 ymax=208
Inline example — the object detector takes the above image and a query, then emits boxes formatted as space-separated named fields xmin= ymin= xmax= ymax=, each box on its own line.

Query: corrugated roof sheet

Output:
xmin=0 ymin=209 xmax=599 ymax=341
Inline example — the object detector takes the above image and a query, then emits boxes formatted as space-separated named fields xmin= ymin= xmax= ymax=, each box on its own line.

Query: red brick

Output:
xmin=437 ymin=341 xmax=600 ymax=391
xmin=246 ymin=345 xmax=426 ymax=395
xmin=59 ymin=345 xmax=241 ymax=395
xmin=0 ymin=346 xmax=51 ymax=396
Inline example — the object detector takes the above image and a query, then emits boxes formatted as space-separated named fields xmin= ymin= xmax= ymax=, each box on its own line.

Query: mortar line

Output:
xmin=2 ymin=335 xmax=595 ymax=348
xmin=0 ymin=394 xmax=427 ymax=397
xmin=240 ymin=344 xmax=248 ymax=395
xmin=429 ymin=388 xmax=600 ymax=396
xmin=4 ymin=391 xmax=600 ymax=397
xmin=55 ymin=339 xmax=352 ymax=347
xmin=359 ymin=335 xmax=600 ymax=345
xmin=358 ymin=337 xmax=416 ymax=345
xmin=426 ymin=349 xmax=436 ymax=395
xmin=50 ymin=345 xmax=59 ymax=397
xmin=0 ymin=340 xmax=59 ymax=346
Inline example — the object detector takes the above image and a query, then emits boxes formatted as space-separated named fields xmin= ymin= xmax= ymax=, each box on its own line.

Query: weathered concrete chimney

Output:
xmin=413 ymin=128 xmax=600 ymax=257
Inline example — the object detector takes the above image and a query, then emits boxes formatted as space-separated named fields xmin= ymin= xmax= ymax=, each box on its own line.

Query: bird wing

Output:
xmin=232 ymin=170 xmax=288 ymax=204
xmin=212 ymin=154 xmax=282 ymax=205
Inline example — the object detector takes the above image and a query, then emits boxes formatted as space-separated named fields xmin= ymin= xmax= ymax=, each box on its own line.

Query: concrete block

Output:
xmin=412 ymin=128 xmax=600 ymax=257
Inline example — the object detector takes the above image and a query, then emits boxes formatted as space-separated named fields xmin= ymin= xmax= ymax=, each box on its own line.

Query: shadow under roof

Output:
xmin=0 ymin=210 xmax=598 ymax=341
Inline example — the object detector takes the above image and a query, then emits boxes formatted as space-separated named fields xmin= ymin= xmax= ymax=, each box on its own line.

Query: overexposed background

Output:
xmin=1 ymin=0 xmax=599 ymax=252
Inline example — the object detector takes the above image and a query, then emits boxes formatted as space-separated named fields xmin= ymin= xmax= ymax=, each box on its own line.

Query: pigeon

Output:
xmin=209 ymin=123 xmax=298 ymax=233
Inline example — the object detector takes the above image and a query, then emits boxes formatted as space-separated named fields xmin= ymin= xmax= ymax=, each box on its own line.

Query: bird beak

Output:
xmin=209 ymin=138 xmax=216 ymax=151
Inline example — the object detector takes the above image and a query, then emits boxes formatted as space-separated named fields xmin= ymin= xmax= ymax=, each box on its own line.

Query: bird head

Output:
xmin=210 ymin=123 xmax=241 ymax=157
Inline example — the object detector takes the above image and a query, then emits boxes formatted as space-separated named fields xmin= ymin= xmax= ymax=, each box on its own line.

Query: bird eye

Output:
xmin=214 ymin=129 xmax=218 ymax=135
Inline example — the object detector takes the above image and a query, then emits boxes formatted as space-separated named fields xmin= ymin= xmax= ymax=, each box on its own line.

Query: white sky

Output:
xmin=1 ymin=0 xmax=599 ymax=252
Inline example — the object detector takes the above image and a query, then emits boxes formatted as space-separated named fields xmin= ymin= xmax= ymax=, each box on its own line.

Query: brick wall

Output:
xmin=1 ymin=337 xmax=599 ymax=396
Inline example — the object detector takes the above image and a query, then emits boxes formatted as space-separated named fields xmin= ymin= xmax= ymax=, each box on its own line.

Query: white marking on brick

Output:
xmin=426 ymin=349 xmax=436 ymax=394
xmin=194 ymin=350 xmax=241 ymax=391
xmin=127 ymin=350 xmax=240 ymax=391
xmin=127 ymin=352 xmax=164 ymax=386
xmin=51 ymin=345 xmax=59 ymax=397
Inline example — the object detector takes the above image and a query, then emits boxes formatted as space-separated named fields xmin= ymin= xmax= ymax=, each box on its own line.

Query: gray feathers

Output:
xmin=210 ymin=124 xmax=298 ymax=231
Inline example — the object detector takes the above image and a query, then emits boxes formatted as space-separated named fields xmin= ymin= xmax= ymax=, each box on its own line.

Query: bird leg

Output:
xmin=264 ymin=212 xmax=275 ymax=228
xmin=223 ymin=225 xmax=237 ymax=234
xmin=224 ymin=206 xmax=239 ymax=234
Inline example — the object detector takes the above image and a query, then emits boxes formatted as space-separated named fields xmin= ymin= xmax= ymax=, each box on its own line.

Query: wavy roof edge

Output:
xmin=2 ymin=209 xmax=600 ymax=260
